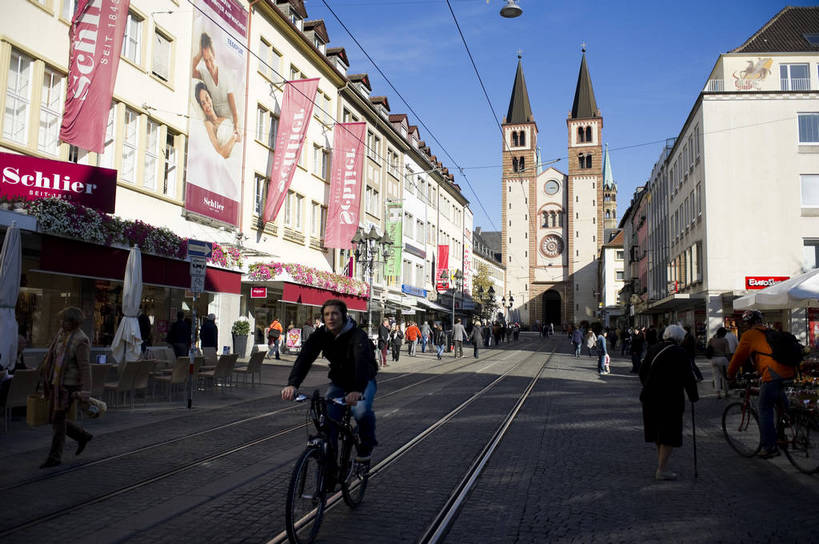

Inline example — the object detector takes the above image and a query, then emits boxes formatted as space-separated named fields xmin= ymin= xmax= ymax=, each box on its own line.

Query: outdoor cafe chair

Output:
xmin=202 ymin=347 xmax=218 ymax=369
xmin=104 ymin=361 xmax=140 ymax=408
xmin=133 ymin=359 xmax=156 ymax=403
xmin=152 ymin=358 xmax=189 ymax=401
xmin=199 ymin=354 xmax=237 ymax=390
xmin=2 ymin=369 xmax=39 ymax=432
xmin=90 ymin=363 xmax=112 ymax=399
xmin=233 ymin=351 xmax=265 ymax=387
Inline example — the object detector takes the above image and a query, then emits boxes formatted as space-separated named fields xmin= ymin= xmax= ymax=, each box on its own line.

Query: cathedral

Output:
xmin=499 ymin=52 xmax=617 ymax=328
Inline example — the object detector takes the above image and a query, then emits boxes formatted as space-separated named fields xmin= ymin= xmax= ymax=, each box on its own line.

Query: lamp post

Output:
xmin=441 ymin=269 xmax=464 ymax=332
xmin=351 ymin=225 xmax=393 ymax=338
xmin=501 ymin=291 xmax=515 ymax=323
xmin=476 ymin=285 xmax=496 ymax=321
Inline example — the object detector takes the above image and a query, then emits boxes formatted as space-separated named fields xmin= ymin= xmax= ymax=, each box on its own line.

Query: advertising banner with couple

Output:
xmin=185 ymin=0 xmax=248 ymax=226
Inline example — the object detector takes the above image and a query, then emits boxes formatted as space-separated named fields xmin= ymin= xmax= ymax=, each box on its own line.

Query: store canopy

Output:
xmin=417 ymin=298 xmax=449 ymax=312
xmin=110 ymin=246 xmax=143 ymax=364
xmin=281 ymin=282 xmax=367 ymax=312
xmin=733 ymin=269 xmax=819 ymax=311
xmin=0 ymin=222 xmax=21 ymax=371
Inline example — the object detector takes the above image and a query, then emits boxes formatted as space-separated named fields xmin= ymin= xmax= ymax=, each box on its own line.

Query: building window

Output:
xmin=290 ymin=10 xmax=303 ymax=30
xmin=123 ymin=11 xmax=143 ymax=65
xmin=519 ymin=130 xmax=526 ymax=147
xmin=585 ymin=154 xmax=592 ymax=169
xmin=512 ymin=131 xmax=518 ymax=147
xmin=38 ymin=67 xmax=64 ymax=156
xmin=313 ymin=145 xmax=328 ymax=180
xmin=68 ymin=145 xmax=90 ymax=165
xmin=284 ymin=191 xmax=303 ymax=230
xmin=152 ymin=30 xmax=172 ymax=82
xmin=61 ymin=0 xmax=76 ymax=20
xmin=387 ymin=148 xmax=399 ymax=178
xmin=804 ymin=240 xmax=819 ymax=269
xmin=798 ymin=113 xmax=819 ymax=144
xmin=616 ymin=250 xmax=624 ymax=260
xmin=4 ymin=49 xmax=33 ymax=144
xmin=780 ymin=63 xmax=810 ymax=91
xmin=99 ymin=104 xmax=116 ymax=169
xmin=163 ymin=132 xmax=177 ymax=197
xmin=585 ymin=126 xmax=591 ymax=142
xmin=254 ymin=174 xmax=267 ymax=216
xmin=365 ymin=186 xmax=380 ymax=216
xmin=256 ymin=105 xmax=278 ymax=148
xmin=121 ymin=107 xmax=139 ymax=182
xmin=416 ymin=219 xmax=424 ymax=242
xmin=801 ymin=175 xmax=819 ymax=207
xmin=616 ymin=271 xmax=624 ymax=280
xmin=519 ymin=156 xmax=526 ymax=172
xmin=311 ymin=202 xmax=327 ymax=238
xmin=143 ymin=120 xmax=160 ymax=190
xmin=577 ymin=126 xmax=584 ymax=143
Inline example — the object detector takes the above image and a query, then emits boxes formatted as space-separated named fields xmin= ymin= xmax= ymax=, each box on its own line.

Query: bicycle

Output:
xmin=285 ymin=390 xmax=369 ymax=544
xmin=722 ymin=373 xmax=762 ymax=457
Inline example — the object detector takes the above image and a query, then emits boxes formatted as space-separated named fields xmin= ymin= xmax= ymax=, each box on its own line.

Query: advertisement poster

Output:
xmin=385 ymin=201 xmax=403 ymax=277
xmin=462 ymin=225 xmax=472 ymax=293
xmin=809 ymin=308 xmax=819 ymax=351
xmin=325 ymin=122 xmax=366 ymax=248
xmin=286 ymin=327 xmax=302 ymax=350
xmin=185 ymin=0 xmax=248 ymax=226
xmin=436 ymin=244 xmax=450 ymax=292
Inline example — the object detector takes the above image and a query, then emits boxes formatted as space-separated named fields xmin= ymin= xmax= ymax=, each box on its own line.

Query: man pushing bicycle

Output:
xmin=281 ymin=299 xmax=378 ymax=467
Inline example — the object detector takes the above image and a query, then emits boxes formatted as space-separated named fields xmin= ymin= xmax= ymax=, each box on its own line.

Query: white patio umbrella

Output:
xmin=110 ymin=245 xmax=143 ymax=364
xmin=733 ymin=268 xmax=819 ymax=311
xmin=0 ymin=222 xmax=21 ymax=372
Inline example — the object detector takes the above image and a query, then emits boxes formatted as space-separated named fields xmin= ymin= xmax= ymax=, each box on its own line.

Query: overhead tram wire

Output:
xmin=185 ymin=0 xmax=441 ymax=208
xmin=318 ymin=0 xmax=499 ymax=231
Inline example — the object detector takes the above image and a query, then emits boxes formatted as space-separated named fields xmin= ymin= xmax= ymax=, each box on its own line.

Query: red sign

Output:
xmin=250 ymin=287 xmax=267 ymax=298
xmin=60 ymin=0 xmax=130 ymax=153
xmin=436 ymin=245 xmax=450 ymax=292
xmin=325 ymin=122 xmax=366 ymax=249
xmin=745 ymin=276 xmax=789 ymax=290
xmin=263 ymin=79 xmax=320 ymax=223
xmin=0 ymin=152 xmax=116 ymax=212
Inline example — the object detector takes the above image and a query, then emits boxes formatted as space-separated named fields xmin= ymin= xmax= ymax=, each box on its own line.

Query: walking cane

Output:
xmin=691 ymin=401 xmax=698 ymax=479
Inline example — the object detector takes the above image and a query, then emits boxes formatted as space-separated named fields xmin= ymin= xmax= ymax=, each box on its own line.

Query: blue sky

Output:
xmin=304 ymin=0 xmax=814 ymax=230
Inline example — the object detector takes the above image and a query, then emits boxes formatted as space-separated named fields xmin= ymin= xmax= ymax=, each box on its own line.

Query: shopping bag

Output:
xmin=26 ymin=394 xmax=49 ymax=427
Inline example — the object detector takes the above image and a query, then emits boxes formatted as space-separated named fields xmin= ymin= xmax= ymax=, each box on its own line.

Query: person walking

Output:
xmin=389 ymin=324 xmax=403 ymax=363
xmin=594 ymin=324 xmax=609 ymax=375
xmin=301 ymin=319 xmax=315 ymax=345
xmin=452 ymin=318 xmax=466 ymax=358
xmin=201 ymin=313 xmax=218 ymax=351
xmin=405 ymin=321 xmax=421 ymax=357
xmin=267 ymin=317 xmax=283 ymax=360
xmin=707 ymin=327 xmax=731 ymax=399
xmin=630 ymin=328 xmax=645 ymax=373
xmin=377 ymin=319 xmax=390 ymax=367
xmin=571 ymin=326 xmax=583 ymax=358
xmin=138 ymin=308 xmax=152 ymax=353
xmin=585 ymin=329 xmax=597 ymax=358
xmin=38 ymin=307 xmax=93 ymax=468
xmin=433 ymin=323 xmax=446 ymax=360
xmin=639 ymin=324 xmax=700 ymax=480
xmin=468 ymin=322 xmax=483 ymax=358
xmin=420 ymin=321 xmax=431 ymax=353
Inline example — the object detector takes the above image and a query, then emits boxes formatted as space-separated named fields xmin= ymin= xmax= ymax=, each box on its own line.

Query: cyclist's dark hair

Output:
xmin=321 ymin=299 xmax=348 ymax=321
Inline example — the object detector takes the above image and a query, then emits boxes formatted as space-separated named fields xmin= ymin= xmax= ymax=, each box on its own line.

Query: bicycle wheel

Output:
xmin=782 ymin=412 xmax=819 ymax=474
xmin=340 ymin=438 xmax=369 ymax=508
xmin=285 ymin=447 xmax=326 ymax=544
xmin=722 ymin=402 xmax=761 ymax=457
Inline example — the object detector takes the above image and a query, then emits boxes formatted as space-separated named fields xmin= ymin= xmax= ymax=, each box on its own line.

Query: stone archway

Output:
xmin=543 ymin=290 xmax=561 ymax=328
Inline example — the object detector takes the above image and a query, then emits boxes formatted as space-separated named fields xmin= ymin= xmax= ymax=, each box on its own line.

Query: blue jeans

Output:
xmin=758 ymin=379 xmax=787 ymax=452
xmin=573 ymin=342 xmax=581 ymax=357
xmin=267 ymin=338 xmax=280 ymax=358
xmin=436 ymin=344 xmax=444 ymax=358
xmin=598 ymin=353 xmax=607 ymax=374
xmin=326 ymin=380 xmax=377 ymax=456
xmin=420 ymin=335 xmax=428 ymax=353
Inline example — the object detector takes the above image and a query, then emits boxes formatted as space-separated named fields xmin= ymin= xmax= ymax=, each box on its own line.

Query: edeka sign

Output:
xmin=0 ymin=152 xmax=116 ymax=212
xmin=745 ymin=276 xmax=790 ymax=290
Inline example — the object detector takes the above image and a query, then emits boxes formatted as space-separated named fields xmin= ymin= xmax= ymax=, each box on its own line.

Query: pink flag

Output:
xmin=436 ymin=245 xmax=450 ymax=292
xmin=263 ymin=78 xmax=320 ymax=224
xmin=325 ymin=123 xmax=366 ymax=249
xmin=59 ymin=0 xmax=130 ymax=153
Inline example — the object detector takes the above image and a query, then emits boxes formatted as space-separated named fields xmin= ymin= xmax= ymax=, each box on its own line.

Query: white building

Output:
xmin=598 ymin=230 xmax=625 ymax=327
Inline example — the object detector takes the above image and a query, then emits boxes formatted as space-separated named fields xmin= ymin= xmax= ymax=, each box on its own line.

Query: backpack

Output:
xmin=760 ymin=329 xmax=804 ymax=367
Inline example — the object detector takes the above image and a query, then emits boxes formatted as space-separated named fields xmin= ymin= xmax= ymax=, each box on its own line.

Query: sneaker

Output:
xmin=655 ymin=470 xmax=677 ymax=481
xmin=758 ymin=448 xmax=780 ymax=459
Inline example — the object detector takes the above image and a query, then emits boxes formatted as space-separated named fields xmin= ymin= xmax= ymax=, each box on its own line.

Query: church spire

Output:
xmin=570 ymin=52 xmax=599 ymax=119
xmin=505 ymin=56 xmax=533 ymax=124
xmin=602 ymin=144 xmax=615 ymax=189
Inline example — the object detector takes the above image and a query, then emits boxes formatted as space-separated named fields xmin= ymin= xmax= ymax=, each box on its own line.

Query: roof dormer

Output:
xmin=303 ymin=19 xmax=329 ymax=54
xmin=408 ymin=125 xmax=419 ymax=148
xmin=326 ymin=47 xmax=349 ymax=75
xmin=389 ymin=113 xmax=408 ymax=137
xmin=370 ymin=96 xmax=390 ymax=119
xmin=276 ymin=1 xmax=307 ymax=30
xmin=349 ymin=73 xmax=372 ymax=98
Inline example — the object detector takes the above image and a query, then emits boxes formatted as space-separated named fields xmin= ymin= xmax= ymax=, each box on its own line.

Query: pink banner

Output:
xmin=263 ymin=79 xmax=320 ymax=224
xmin=325 ymin=123 xmax=366 ymax=249
xmin=59 ymin=0 xmax=130 ymax=153
xmin=436 ymin=245 xmax=450 ymax=292
xmin=0 ymin=152 xmax=116 ymax=212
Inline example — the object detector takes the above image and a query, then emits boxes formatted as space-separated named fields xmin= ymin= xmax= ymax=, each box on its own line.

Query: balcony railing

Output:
xmin=704 ymin=79 xmax=725 ymax=92
xmin=781 ymin=78 xmax=811 ymax=91
xmin=704 ymin=78 xmax=812 ymax=93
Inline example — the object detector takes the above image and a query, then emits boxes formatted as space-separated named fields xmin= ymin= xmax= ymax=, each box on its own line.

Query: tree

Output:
xmin=471 ymin=263 xmax=497 ymax=320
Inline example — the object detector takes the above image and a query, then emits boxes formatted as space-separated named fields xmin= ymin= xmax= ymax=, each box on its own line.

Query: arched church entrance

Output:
xmin=543 ymin=290 xmax=561 ymax=329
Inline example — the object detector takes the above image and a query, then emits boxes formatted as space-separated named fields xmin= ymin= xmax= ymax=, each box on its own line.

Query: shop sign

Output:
xmin=0 ymin=152 xmax=116 ymax=212
xmin=745 ymin=276 xmax=789 ymax=290
xmin=401 ymin=284 xmax=427 ymax=298
xmin=404 ymin=242 xmax=426 ymax=259
xmin=250 ymin=287 xmax=268 ymax=298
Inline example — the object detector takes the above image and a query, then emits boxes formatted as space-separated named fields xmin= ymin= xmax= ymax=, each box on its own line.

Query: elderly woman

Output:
xmin=39 ymin=307 xmax=93 ymax=468
xmin=639 ymin=324 xmax=699 ymax=480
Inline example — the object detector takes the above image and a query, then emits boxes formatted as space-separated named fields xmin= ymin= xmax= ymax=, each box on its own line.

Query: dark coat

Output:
xmin=287 ymin=318 xmax=377 ymax=393
xmin=390 ymin=329 xmax=404 ymax=348
xmin=377 ymin=324 xmax=390 ymax=349
xmin=302 ymin=324 xmax=315 ymax=344
xmin=434 ymin=328 xmax=445 ymax=345
xmin=639 ymin=341 xmax=699 ymax=446
xmin=200 ymin=320 xmax=218 ymax=349
xmin=468 ymin=326 xmax=483 ymax=345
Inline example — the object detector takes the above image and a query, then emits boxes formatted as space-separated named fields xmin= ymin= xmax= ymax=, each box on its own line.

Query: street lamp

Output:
xmin=440 ymin=269 xmax=464 ymax=333
xmin=499 ymin=0 xmax=523 ymax=18
xmin=476 ymin=285 xmax=496 ymax=321
xmin=501 ymin=291 xmax=514 ymax=323
xmin=351 ymin=225 xmax=393 ymax=338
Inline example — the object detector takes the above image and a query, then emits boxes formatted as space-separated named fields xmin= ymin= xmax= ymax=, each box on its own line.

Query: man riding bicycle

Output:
xmin=726 ymin=309 xmax=795 ymax=458
xmin=281 ymin=299 xmax=378 ymax=469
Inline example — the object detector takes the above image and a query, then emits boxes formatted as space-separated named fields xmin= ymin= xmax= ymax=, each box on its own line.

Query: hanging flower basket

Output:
xmin=248 ymin=261 xmax=369 ymax=297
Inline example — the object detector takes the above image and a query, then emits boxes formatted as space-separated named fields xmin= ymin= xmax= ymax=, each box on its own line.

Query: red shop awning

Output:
xmin=39 ymin=236 xmax=241 ymax=294
xmin=281 ymin=282 xmax=368 ymax=312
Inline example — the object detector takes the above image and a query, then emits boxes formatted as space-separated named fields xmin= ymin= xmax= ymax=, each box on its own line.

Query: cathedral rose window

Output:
xmin=540 ymin=234 xmax=564 ymax=258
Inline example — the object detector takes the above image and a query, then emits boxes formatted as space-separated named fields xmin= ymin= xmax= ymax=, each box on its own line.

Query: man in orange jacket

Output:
xmin=727 ymin=310 xmax=796 ymax=458
xmin=405 ymin=321 xmax=421 ymax=356
xmin=267 ymin=317 xmax=284 ymax=360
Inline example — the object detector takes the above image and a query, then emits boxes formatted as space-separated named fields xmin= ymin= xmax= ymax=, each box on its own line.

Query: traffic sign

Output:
xmin=187 ymin=239 xmax=213 ymax=259
xmin=190 ymin=256 xmax=207 ymax=294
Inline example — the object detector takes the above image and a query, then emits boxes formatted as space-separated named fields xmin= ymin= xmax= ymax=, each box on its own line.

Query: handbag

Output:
xmin=79 ymin=397 xmax=107 ymax=419
xmin=26 ymin=394 xmax=49 ymax=427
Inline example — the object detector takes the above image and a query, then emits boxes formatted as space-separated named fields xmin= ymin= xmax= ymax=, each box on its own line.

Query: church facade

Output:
xmin=501 ymin=53 xmax=615 ymax=328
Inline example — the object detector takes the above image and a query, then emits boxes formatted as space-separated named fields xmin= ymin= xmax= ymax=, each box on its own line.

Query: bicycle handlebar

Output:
xmin=294 ymin=393 xmax=362 ymax=405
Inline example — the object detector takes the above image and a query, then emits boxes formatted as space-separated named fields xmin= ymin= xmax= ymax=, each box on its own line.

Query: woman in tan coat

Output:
xmin=39 ymin=307 xmax=93 ymax=468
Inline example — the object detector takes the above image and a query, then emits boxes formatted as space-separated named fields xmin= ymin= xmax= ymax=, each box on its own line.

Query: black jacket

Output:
xmin=288 ymin=318 xmax=377 ymax=393
xmin=377 ymin=324 xmax=390 ymax=349
xmin=200 ymin=320 xmax=218 ymax=349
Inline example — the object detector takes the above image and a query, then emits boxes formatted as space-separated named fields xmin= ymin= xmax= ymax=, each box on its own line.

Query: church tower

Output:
xmin=602 ymin=144 xmax=618 ymax=234
xmin=566 ymin=51 xmax=604 ymax=324
xmin=501 ymin=57 xmax=537 ymax=324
